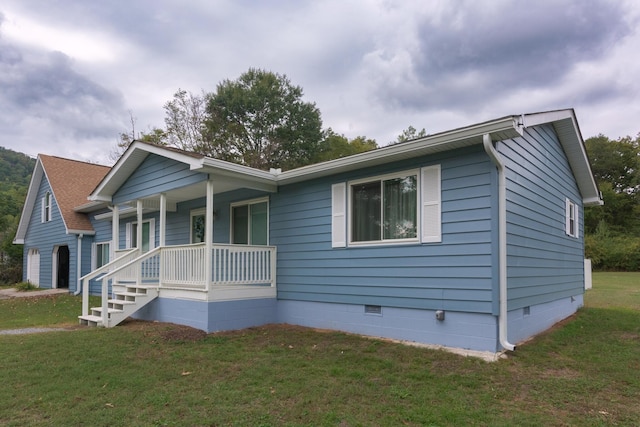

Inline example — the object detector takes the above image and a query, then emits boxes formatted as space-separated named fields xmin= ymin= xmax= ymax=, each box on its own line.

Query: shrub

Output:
xmin=15 ymin=281 xmax=39 ymax=291
xmin=586 ymin=221 xmax=640 ymax=271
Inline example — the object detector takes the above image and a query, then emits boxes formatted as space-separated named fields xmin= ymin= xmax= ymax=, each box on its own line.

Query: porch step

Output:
xmin=79 ymin=285 xmax=159 ymax=328
xmin=78 ymin=314 xmax=104 ymax=327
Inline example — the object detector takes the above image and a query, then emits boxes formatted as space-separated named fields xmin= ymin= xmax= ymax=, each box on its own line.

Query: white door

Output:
xmin=27 ymin=248 xmax=40 ymax=286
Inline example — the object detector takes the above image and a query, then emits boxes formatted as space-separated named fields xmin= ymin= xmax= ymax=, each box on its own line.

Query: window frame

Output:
xmin=230 ymin=197 xmax=269 ymax=246
xmin=565 ymin=198 xmax=579 ymax=238
xmin=348 ymin=169 xmax=420 ymax=246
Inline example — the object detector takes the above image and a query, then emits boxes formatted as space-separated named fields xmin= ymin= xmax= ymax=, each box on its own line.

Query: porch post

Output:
xmin=136 ymin=200 xmax=143 ymax=250
xmin=112 ymin=205 xmax=119 ymax=254
xmin=159 ymin=193 xmax=167 ymax=247
xmin=136 ymin=199 xmax=143 ymax=286
xmin=205 ymin=178 xmax=214 ymax=288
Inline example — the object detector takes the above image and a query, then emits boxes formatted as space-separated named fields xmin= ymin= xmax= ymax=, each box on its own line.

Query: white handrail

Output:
xmin=80 ymin=248 xmax=138 ymax=317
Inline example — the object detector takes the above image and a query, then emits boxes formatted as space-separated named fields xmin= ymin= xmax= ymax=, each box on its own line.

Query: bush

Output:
xmin=585 ymin=221 xmax=640 ymax=271
xmin=14 ymin=281 xmax=39 ymax=291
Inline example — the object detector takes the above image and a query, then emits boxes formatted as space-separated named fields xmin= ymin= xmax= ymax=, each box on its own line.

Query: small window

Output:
xmin=231 ymin=198 xmax=268 ymax=245
xmin=93 ymin=242 xmax=111 ymax=269
xmin=126 ymin=219 xmax=156 ymax=252
xmin=41 ymin=192 xmax=52 ymax=223
xmin=350 ymin=171 xmax=418 ymax=244
xmin=565 ymin=198 xmax=579 ymax=238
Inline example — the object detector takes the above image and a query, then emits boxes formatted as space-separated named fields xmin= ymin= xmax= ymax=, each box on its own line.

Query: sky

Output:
xmin=1 ymin=0 xmax=639 ymax=166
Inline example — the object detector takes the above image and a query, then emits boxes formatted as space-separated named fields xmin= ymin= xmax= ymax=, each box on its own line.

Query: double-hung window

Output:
xmin=126 ymin=219 xmax=156 ymax=252
xmin=93 ymin=241 xmax=111 ymax=269
xmin=41 ymin=191 xmax=52 ymax=223
xmin=565 ymin=198 xmax=579 ymax=238
xmin=231 ymin=198 xmax=268 ymax=245
xmin=350 ymin=171 xmax=418 ymax=243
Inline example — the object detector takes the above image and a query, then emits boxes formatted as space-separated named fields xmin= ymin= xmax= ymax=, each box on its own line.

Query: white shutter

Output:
xmin=421 ymin=165 xmax=441 ymax=243
xmin=331 ymin=183 xmax=347 ymax=248
xmin=41 ymin=196 xmax=46 ymax=223
xmin=575 ymin=203 xmax=579 ymax=238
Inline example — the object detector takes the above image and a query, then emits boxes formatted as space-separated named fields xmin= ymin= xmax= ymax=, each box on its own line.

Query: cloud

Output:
xmin=0 ymin=15 xmax=127 ymax=162
xmin=363 ymin=0 xmax=631 ymax=113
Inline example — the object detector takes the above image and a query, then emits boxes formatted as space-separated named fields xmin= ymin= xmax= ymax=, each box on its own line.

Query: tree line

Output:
xmin=114 ymin=68 xmax=426 ymax=170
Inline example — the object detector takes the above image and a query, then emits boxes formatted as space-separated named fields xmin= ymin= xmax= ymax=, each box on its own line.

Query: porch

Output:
xmin=79 ymin=243 xmax=276 ymax=328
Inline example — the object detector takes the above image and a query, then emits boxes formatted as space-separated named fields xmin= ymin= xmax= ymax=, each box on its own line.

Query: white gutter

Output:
xmin=483 ymin=134 xmax=516 ymax=352
xmin=74 ymin=234 xmax=83 ymax=296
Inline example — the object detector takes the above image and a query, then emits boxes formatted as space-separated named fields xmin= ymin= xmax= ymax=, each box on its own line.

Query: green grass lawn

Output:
xmin=1 ymin=273 xmax=639 ymax=426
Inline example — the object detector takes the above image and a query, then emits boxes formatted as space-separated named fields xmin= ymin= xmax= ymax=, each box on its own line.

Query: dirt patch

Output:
xmin=119 ymin=319 xmax=207 ymax=342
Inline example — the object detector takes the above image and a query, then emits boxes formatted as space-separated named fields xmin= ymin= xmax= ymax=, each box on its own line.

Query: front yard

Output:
xmin=1 ymin=273 xmax=639 ymax=426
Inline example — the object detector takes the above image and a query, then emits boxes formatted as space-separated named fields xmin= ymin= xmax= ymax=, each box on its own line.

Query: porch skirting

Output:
xmin=132 ymin=297 xmax=278 ymax=332
xmin=131 ymin=295 xmax=582 ymax=353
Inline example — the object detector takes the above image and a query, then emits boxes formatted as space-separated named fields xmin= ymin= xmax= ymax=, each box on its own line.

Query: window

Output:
xmin=190 ymin=208 xmax=206 ymax=243
xmin=565 ymin=198 xmax=579 ymax=238
xmin=93 ymin=242 xmax=111 ymax=269
xmin=231 ymin=198 xmax=268 ymax=245
xmin=350 ymin=173 xmax=418 ymax=243
xmin=332 ymin=165 xmax=441 ymax=247
xmin=41 ymin=192 xmax=52 ymax=223
xmin=126 ymin=219 xmax=156 ymax=252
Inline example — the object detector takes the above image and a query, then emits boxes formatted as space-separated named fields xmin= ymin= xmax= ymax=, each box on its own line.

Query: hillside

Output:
xmin=0 ymin=147 xmax=35 ymax=283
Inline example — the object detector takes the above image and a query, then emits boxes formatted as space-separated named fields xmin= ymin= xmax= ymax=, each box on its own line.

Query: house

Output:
xmin=13 ymin=155 xmax=110 ymax=290
xmin=15 ymin=109 xmax=601 ymax=354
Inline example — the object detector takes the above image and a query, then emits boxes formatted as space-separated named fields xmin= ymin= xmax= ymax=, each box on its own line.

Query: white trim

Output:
xmin=347 ymin=169 xmax=421 ymax=247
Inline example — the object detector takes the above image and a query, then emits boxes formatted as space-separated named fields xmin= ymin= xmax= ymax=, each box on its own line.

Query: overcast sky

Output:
xmin=1 ymin=0 xmax=638 ymax=165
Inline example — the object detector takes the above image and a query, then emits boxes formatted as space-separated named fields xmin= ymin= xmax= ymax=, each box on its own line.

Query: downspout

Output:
xmin=483 ymin=134 xmax=516 ymax=351
xmin=73 ymin=234 xmax=83 ymax=296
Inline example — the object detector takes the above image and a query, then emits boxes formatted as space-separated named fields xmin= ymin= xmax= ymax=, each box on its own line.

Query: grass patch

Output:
xmin=0 ymin=274 xmax=639 ymax=426
xmin=0 ymin=293 xmax=99 ymax=330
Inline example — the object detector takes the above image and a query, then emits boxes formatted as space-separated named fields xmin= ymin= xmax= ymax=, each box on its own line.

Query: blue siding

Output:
xmin=113 ymin=154 xmax=207 ymax=204
xmin=22 ymin=175 xmax=77 ymax=289
xmin=501 ymin=125 xmax=584 ymax=310
xmin=272 ymin=145 xmax=498 ymax=314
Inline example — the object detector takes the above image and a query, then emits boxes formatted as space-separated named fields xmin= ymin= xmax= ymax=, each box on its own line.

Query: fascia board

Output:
xmin=90 ymin=142 xmax=204 ymax=201
xmin=278 ymin=116 xmax=521 ymax=185
xmin=13 ymin=157 xmax=43 ymax=242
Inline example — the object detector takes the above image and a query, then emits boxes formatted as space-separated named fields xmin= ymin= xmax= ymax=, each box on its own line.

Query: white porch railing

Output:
xmin=81 ymin=244 xmax=277 ymax=326
xmin=80 ymin=248 xmax=139 ymax=318
xmin=212 ymin=244 xmax=276 ymax=286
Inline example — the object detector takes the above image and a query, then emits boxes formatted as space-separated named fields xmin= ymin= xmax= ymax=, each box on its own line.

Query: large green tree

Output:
xmin=313 ymin=129 xmax=378 ymax=162
xmin=584 ymin=133 xmax=640 ymax=234
xmin=204 ymin=68 xmax=324 ymax=170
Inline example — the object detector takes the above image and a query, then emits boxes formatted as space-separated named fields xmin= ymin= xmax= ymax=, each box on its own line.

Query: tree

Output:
xmin=313 ymin=129 xmax=378 ymax=162
xmin=584 ymin=134 xmax=640 ymax=234
xmin=110 ymin=111 xmax=167 ymax=162
xmin=393 ymin=125 xmax=427 ymax=145
xmin=163 ymin=89 xmax=208 ymax=152
xmin=204 ymin=68 xmax=324 ymax=170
